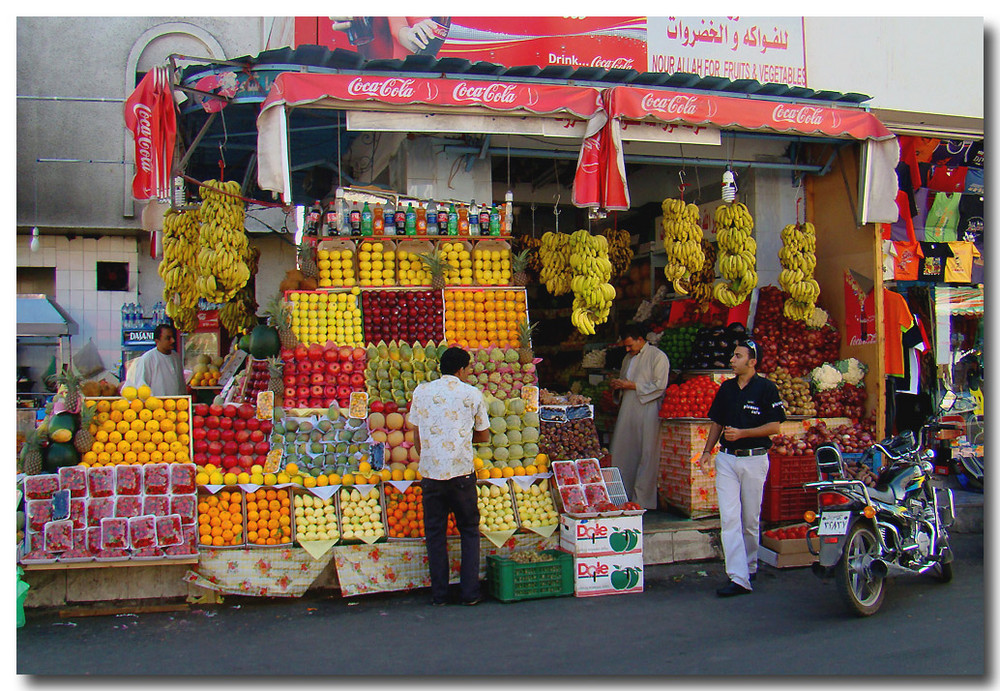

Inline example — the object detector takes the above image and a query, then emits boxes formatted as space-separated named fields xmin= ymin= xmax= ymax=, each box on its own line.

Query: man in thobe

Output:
xmin=610 ymin=324 xmax=671 ymax=509
xmin=122 ymin=324 xmax=187 ymax=397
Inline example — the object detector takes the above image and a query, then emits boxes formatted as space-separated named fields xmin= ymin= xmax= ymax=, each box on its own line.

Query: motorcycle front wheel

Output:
xmin=836 ymin=522 xmax=886 ymax=616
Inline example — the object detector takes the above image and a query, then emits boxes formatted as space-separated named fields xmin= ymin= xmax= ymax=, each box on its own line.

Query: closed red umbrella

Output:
xmin=125 ymin=66 xmax=176 ymax=201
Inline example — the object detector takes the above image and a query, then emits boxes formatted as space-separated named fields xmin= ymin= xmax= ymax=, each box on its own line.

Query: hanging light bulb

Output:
xmin=29 ymin=227 xmax=40 ymax=252
xmin=722 ymin=169 xmax=737 ymax=203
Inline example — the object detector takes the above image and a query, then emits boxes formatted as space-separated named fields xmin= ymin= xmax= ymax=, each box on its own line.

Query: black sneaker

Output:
xmin=716 ymin=581 xmax=752 ymax=597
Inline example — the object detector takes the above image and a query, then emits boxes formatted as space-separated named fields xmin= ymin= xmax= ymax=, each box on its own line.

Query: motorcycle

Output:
xmin=804 ymin=429 xmax=956 ymax=616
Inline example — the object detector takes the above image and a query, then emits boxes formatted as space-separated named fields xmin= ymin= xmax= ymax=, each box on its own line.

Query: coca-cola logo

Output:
xmin=772 ymin=104 xmax=825 ymax=126
xmin=590 ymin=56 xmax=635 ymax=70
xmin=132 ymin=103 xmax=154 ymax=174
xmin=346 ymin=77 xmax=416 ymax=99
xmin=640 ymin=93 xmax=701 ymax=115
xmin=451 ymin=82 xmax=519 ymax=105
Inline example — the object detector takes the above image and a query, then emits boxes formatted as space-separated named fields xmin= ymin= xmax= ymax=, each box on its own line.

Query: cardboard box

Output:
xmin=573 ymin=551 xmax=644 ymax=597
xmin=760 ymin=523 xmax=817 ymax=554
xmin=757 ymin=545 xmax=817 ymax=569
xmin=657 ymin=420 xmax=718 ymax=518
xmin=559 ymin=515 xmax=643 ymax=556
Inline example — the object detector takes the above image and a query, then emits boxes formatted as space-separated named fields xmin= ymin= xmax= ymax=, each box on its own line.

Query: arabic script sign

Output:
xmin=646 ymin=16 xmax=807 ymax=86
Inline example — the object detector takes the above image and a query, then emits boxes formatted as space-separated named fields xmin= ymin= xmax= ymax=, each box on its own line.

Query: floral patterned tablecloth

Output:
xmin=185 ymin=532 xmax=557 ymax=598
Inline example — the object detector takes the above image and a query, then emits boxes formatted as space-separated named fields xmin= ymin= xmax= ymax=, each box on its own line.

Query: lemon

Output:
xmin=121 ymin=386 xmax=138 ymax=401
xmin=263 ymin=473 xmax=277 ymax=486
xmin=403 ymin=468 xmax=416 ymax=481
xmin=237 ymin=472 xmax=251 ymax=484
xmin=209 ymin=471 xmax=225 ymax=485
xmin=223 ymin=472 xmax=238 ymax=486
xmin=250 ymin=472 xmax=265 ymax=485
xmin=137 ymin=385 xmax=152 ymax=400
xmin=250 ymin=464 xmax=264 ymax=474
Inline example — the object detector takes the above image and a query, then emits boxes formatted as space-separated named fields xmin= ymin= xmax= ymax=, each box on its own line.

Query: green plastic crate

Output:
xmin=486 ymin=549 xmax=574 ymax=603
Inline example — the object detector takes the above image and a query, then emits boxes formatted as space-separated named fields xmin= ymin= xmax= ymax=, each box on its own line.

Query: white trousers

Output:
xmin=714 ymin=451 xmax=769 ymax=590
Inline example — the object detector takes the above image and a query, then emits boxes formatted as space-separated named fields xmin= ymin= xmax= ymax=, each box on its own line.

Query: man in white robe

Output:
xmin=610 ymin=324 xmax=671 ymax=509
xmin=122 ymin=324 xmax=187 ymax=397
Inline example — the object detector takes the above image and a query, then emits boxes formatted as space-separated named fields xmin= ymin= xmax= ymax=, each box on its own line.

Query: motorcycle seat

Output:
xmin=866 ymin=486 xmax=897 ymax=504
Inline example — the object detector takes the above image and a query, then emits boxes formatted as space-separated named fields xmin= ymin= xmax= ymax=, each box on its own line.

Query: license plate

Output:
xmin=818 ymin=511 xmax=851 ymax=536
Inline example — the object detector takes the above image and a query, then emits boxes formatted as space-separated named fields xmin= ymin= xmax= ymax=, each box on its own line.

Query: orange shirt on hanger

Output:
xmin=884 ymin=289 xmax=915 ymax=378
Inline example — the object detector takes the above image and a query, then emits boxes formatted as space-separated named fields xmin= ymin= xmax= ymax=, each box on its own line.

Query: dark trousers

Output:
xmin=421 ymin=472 xmax=481 ymax=602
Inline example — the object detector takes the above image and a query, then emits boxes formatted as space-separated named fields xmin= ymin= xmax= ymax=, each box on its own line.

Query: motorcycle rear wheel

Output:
xmin=836 ymin=522 xmax=886 ymax=616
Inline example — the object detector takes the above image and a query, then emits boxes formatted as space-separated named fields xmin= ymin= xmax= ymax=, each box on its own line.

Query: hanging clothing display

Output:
xmin=944 ymin=241 xmax=982 ymax=284
xmin=925 ymin=191 xmax=962 ymax=242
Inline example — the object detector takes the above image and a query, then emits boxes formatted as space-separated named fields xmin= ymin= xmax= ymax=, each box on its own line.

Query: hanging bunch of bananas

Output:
xmin=539 ymin=231 xmax=573 ymax=296
xmin=515 ymin=235 xmax=544 ymax=274
xmin=219 ymin=244 xmax=261 ymax=336
xmin=195 ymin=179 xmax=251 ymax=302
xmin=602 ymin=227 xmax=633 ymax=279
xmin=686 ymin=239 xmax=719 ymax=309
xmin=778 ymin=222 xmax=821 ymax=321
xmin=160 ymin=207 xmax=201 ymax=331
xmin=660 ymin=198 xmax=705 ymax=295
xmin=568 ymin=229 xmax=616 ymax=335
xmin=713 ymin=202 xmax=758 ymax=307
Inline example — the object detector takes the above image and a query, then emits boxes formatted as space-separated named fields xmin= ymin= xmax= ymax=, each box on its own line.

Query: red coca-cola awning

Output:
xmin=124 ymin=67 xmax=176 ymax=201
xmin=257 ymin=72 xmax=602 ymax=198
xmin=574 ymin=85 xmax=895 ymax=210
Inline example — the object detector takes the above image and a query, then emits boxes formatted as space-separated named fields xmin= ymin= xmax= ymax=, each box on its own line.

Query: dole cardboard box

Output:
xmin=573 ymin=551 xmax=644 ymax=597
xmin=559 ymin=514 xmax=642 ymax=556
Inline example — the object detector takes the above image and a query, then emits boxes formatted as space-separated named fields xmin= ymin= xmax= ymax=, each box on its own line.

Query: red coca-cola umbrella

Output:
xmin=124 ymin=66 xmax=176 ymax=201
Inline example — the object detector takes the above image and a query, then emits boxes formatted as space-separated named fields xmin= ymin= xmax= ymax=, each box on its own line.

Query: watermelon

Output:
xmin=43 ymin=441 xmax=80 ymax=472
xmin=248 ymin=325 xmax=281 ymax=359
xmin=47 ymin=412 xmax=77 ymax=444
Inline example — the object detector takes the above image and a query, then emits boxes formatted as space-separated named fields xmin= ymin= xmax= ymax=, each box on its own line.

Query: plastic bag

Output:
xmin=73 ymin=339 xmax=105 ymax=378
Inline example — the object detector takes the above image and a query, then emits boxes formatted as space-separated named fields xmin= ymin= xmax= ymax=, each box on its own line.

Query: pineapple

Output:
xmin=266 ymin=356 xmax=284 ymax=396
xmin=418 ymin=248 xmax=452 ymax=290
xmin=20 ymin=427 xmax=44 ymax=476
xmin=265 ymin=293 xmax=298 ymax=350
xmin=57 ymin=366 xmax=83 ymax=413
xmin=297 ymin=237 xmax=319 ymax=279
xmin=517 ymin=319 xmax=538 ymax=365
xmin=512 ymin=248 xmax=531 ymax=287
xmin=74 ymin=402 xmax=97 ymax=454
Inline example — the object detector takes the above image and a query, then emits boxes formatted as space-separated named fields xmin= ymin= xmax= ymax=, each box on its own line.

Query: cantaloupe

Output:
xmin=385 ymin=412 xmax=405 ymax=430
xmin=368 ymin=412 xmax=386 ymax=430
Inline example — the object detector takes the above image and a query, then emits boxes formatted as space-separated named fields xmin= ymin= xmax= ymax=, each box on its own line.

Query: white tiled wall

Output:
xmin=17 ymin=234 xmax=139 ymax=388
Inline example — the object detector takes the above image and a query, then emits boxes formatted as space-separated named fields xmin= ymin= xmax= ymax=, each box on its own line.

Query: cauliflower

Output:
xmin=840 ymin=358 xmax=868 ymax=386
xmin=806 ymin=307 xmax=829 ymax=328
xmin=810 ymin=363 xmax=843 ymax=391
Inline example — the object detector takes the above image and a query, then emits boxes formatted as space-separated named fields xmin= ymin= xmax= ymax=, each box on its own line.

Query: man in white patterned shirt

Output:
xmin=409 ymin=347 xmax=491 ymax=605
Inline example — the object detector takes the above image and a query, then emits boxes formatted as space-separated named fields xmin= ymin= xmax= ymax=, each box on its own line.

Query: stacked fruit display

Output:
xmin=766 ymin=367 xmax=817 ymax=416
xmin=658 ymin=376 xmax=721 ymax=419
xmin=195 ymin=180 xmax=252 ymax=303
xmin=384 ymin=484 xmax=459 ymax=538
xmin=364 ymin=341 xmax=443 ymax=408
xmin=511 ymin=479 xmax=559 ymax=530
xmin=568 ymin=229 xmax=616 ymax=335
xmin=362 ymin=290 xmax=443 ymax=344
xmin=477 ymin=482 xmax=517 ymax=532
xmin=713 ymin=202 xmax=758 ymax=307
xmin=232 ymin=358 xmax=272 ymax=404
xmin=339 ymin=486 xmax=386 ymax=542
xmin=465 ymin=348 xmax=538 ymax=401
xmin=316 ymin=245 xmax=356 ymax=288
xmin=82 ymin=391 xmax=191 ymax=468
xmin=683 ymin=323 xmax=747 ymax=370
xmin=752 ymin=286 xmax=840 ymax=376
xmin=367 ymin=408 xmax=419 ymax=469
xmin=293 ymin=491 xmax=340 ymax=543
xmin=813 ymin=384 xmax=867 ymax=421
xmin=189 ymin=354 xmax=223 ymax=387
xmin=655 ymin=325 xmax=701 ymax=366
xmin=245 ymin=487 xmax=293 ymax=546
xmin=778 ymin=222 xmax=820 ymax=321
xmin=538 ymin=231 xmax=572 ymax=296
xmin=280 ymin=343 xmax=367 ymax=410
xmin=358 ymin=240 xmax=395 ymax=287
xmin=474 ymin=395 xmax=540 ymax=470
xmin=771 ymin=419 xmax=876 ymax=456
xmin=438 ymin=240 xmax=473 ymax=286
xmin=444 ymin=288 xmax=528 ymax=349
xmin=191 ymin=402 xmax=272 ymax=473
xmin=287 ymin=290 xmax=364 ymax=347
xmin=271 ymin=408 xmax=369 ymax=479
xmin=472 ymin=243 xmax=512 ymax=285
xmin=396 ymin=247 xmax=434 ymax=286
xmin=660 ymin=198 xmax=705 ymax=295
xmin=197 ymin=490 xmax=244 ymax=547
xmin=539 ymin=417 xmax=604 ymax=462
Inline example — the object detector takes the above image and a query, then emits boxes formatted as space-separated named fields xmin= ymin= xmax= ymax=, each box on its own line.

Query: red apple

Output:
xmin=298 ymin=361 xmax=313 ymax=374
xmin=205 ymin=415 xmax=220 ymax=430
xmin=341 ymin=361 xmax=355 ymax=374
xmin=254 ymin=440 xmax=270 ymax=455
xmin=311 ymin=372 xmax=326 ymax=385
xmin=255 ymin=454 xmax=268 ymax=467
xmin=350 ymin=373 xmax=365 ymax=388
xmin=285 ymin=399 xmax=297 ymax=409
xmin=208 ymin=404 xmax=223 ymax=417
xmin=370 ymin=400 xmax=385 ymax=413
xmin=221 ymin=455 xmax=239 ymax=470
xmin=220 ymin=428 xmax=235 ymax=442
xmin=297 ymin=385 xmax=312 ymax=400
xmin=238 ymin=455 xmax=255 ymax=470
xmin=205 ymin=428 xmax=221 ymax=442
xmin=218 ymin=416 xmax=233 ymax=431
xmin=352 ymin=347 xmax=366 ymax=361
xmin=294 ymin=345 xmax=309 ymax=360
xmin=223 ymin=404 xmax=238 ymax=418
xmin=193 ymin=439 xmax=208 ymax=454
xmin=259 ymin=420 xmax=273 ymax=434
xmin=284 ymin=374 xmax=297 ymax=387
xmin=384 ymin=402 xmax=398 ymax=414
xmin=250 ymin=429 xmax=265 ymax=443
xmin=323 ymin=348 xmax=338 ymax=363
xmin=308 ymin=398 xmax=323 ymax=409
xmin=194 ymin=403 xmax=209 ymax=417
xmin=192 ymin=426 xmax=207 ymax=441
xmin=337 ymin=385 xmax=352 ymax=399
xmin=235 ymin=429 xmax=252 ymax=444
xmin=336 ymin=373 xmax=351 ymax=387
xmin=207 ymin=441 xmax=223 ymax=456
xmin=238 ymin=404 xmax=255 ymax=420
xmin=280 ymin=348 xmax=295 ymax=362
xmin=326 ymin=361 xmax=341 ymax=376
xmin=338 ymin=346 xmax=353 ymax=361
xmin=233 ymin=418 xmax=247 ymax=433
xmin=246 ymin=417 xmax=260 ymax=432
xmin=223 ymin=440 xmax=238 ymax=455
xmin=238 ymin=441 xmax=255 ymax=457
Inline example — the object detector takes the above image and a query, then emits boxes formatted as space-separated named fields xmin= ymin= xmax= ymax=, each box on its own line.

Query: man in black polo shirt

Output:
xmin=700 ymin=339 xmax=786 ymax=597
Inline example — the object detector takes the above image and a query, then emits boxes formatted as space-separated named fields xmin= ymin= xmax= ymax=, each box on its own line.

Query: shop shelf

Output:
xmin=486 ymin=549 xmax=573 ymax=603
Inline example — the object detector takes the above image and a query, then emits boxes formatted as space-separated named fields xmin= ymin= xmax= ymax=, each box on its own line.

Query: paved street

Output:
xmin=17 ymin=532 xmax=984 ymax=676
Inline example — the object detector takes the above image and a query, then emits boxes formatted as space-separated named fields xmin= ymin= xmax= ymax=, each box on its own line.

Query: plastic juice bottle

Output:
xmin=372 ymin=203 xmax=384 ymax=235
xmin=405 ymin=202 xmax=417 ymax=235
xmin=383 ymin=202 xmax=396 ymax=236
xmin=457 ymin=204 xmax=469 ymax=236
xmin=416 ymin=202 xmax=427 ymax=235
xmin=323 ymin=199 xmax=338 ymax=238
xmin=478 ymin=202 xmax=491 ymax=235
xmin=394 ymin=205 xmax=407 ymax=235
xmin=360 ymin=201 xmax=373 ymax=236
xmin=469 ymin=200 xmax=480 ymax=237
xmin=349 ymin=202 xmax=361 ymax=236
xmin=307 ymin=200 xmax=323 ymax=236
xmin=489 ymin=204 xmax=501 ymax=236
xmin=425 ymin=201 xmax=438 ymax=235
xmin=447 ymin=203 xmax=458 ymax=236
xmin=503 ymin=190 xmax=513 ymax=234
xmin=437 ymin=204 xmax=450 ymax=235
